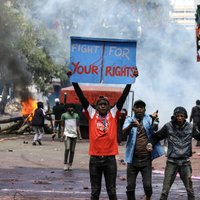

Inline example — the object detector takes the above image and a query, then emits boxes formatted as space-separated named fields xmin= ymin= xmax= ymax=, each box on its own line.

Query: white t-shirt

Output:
xmin=61 ymin=112 xmax=79 ymax=138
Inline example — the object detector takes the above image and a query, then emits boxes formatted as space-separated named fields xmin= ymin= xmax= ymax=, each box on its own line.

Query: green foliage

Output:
xmin=0 ymin=1 xmax=68 ymax=95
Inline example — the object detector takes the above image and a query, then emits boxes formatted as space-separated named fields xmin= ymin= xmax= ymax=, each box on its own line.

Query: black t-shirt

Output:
xmin=53 ymin=104 xmax=66 ymax=120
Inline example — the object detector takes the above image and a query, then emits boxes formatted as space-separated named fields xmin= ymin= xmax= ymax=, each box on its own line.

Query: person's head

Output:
xmin=67 ymin=103 xmax=75 ymax=115
xmin=133 ymin=100 xmax=146 ymax=120
xmin=55 ymin=98 xmax=60 ymax=105
xmin=37 ymin=101 xmax=44 ymax=109
xmin=120 ymin=108 xmax=128 ymax=118
xmin=172 ymin=106 xmax=187 ymax=126
xmin=95 ymin=96 xmax=110 ymax=116
xmin=196 ymin=100 xmax=200 ymax=105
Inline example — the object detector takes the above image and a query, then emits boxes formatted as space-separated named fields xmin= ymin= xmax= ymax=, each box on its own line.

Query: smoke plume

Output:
xmin=33 ymin=0 xmax=199 ymax=123
xmin=0 ymin=3 xmax=32 ymax=102
xmin=3 ymin=0 xmax=200 ymax=122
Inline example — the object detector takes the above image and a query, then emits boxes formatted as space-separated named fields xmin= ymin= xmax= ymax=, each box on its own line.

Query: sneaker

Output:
xmin=37 ymin=140 xmax=42 ymax=145
xmin=52 ymin=134 xmax=56 ymax=141
xmin=64 ymin=164 xmax=68 ymax=171
xmin=32 ymin=142 xmax=36 ymax=146
xmin=68 ymin=164 xmax=72 ymax=171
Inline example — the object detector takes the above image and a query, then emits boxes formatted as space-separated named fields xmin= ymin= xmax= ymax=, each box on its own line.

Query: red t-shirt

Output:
xmin=84 ymin=105 xmax=120 ymax=156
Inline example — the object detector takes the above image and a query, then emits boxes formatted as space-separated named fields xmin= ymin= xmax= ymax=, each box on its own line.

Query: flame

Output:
xmin=21 ymin=97 xmax=37 ymax=118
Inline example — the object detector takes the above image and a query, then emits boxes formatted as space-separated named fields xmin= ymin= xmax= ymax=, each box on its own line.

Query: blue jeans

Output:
xmin=126 ymin=156 xmax=152 ymax=200
xmin=89 ymin=155 xmax=117 ymax=200
xmin=160 ymin=160 xmax=195 ymax=200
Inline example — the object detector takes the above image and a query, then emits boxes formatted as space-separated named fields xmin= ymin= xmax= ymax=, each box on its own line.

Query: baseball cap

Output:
xmin=133 ymin=100 xmax=146 ymax=108
xmin=55 ymin=98 xmax=60 ymax=103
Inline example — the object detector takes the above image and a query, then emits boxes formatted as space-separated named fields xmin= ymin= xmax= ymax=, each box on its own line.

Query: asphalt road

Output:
xmin=0 ymin=134 xmax=200 ymax=200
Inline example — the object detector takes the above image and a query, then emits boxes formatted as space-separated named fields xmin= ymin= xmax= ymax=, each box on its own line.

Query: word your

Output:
xmin=71 ymin=62 xmax=136 ymax=77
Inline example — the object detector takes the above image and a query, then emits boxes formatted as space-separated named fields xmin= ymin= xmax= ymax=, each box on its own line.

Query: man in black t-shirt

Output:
xmin=190 ymin=99 xmax=200 ymax=146
xmin=52 ymin=98 xmax=66 ymax=140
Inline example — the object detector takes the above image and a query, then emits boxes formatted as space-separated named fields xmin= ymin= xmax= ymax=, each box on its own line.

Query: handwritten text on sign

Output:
xmin=69 ymin=37 xmax=137 ymax=84
xmin=72 ymin=44 xmax=130 ymax=59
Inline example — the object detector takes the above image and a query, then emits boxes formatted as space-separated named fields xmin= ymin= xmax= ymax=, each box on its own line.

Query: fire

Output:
xmin=21 ymin=97 xmax=37 ymax=117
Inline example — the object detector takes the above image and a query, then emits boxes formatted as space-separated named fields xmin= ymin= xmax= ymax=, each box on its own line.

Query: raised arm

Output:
xmin=116 ymin=84 xmax=131 ymax=110
xmin=72 ymin=82 xmax=89 ymax=110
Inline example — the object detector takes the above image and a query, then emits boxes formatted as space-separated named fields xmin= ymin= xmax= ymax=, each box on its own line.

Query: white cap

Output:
xmin=55 ymin=98 xmax=60 ymax=103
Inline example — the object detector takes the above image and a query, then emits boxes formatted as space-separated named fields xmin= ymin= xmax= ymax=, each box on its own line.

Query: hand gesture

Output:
xmin=67 ymin=70 xmax=72 ymax=77
xmin=130 ymin=120 xmax=139 ymax=127
xmin=150 ymin=110 xmax=158 ymax=119
xmin=146 ymin=143 xmax=153 ymax=152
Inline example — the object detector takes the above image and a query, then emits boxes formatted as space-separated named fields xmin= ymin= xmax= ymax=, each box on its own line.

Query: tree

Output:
xmin=0 ymin=1 xmax=68 ymax=114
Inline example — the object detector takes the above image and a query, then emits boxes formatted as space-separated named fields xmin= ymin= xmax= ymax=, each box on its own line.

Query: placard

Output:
xmin=69 ymin=37 xmax=137 ymax=84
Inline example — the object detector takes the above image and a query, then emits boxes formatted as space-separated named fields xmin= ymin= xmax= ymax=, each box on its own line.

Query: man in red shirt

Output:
xmin=72 ymin=82 xmax=131 ymax=200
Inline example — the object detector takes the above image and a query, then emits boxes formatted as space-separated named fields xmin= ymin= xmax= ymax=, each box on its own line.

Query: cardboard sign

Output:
xmin=69 ymin=37 xmax=137 ymax=84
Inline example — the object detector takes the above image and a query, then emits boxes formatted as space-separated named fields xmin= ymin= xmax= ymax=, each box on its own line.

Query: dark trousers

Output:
xmin=54 ymin=121 xmax=62 ymax=138
xmin=89 ymin=155 xmax=117 ymax=200
xmin=64 ymin=137 xmax=77 ymax=165
xmin=126 ymin=157 xmax=152 ymax=200
xmin=160 ymin=160 xmax=195 ymax=200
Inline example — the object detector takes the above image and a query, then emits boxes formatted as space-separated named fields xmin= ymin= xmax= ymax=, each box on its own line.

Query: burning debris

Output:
xmin=4 ymin=98 xmax=21 ymax=114
xmin=21 ymin=97 xmax=37 ymax=120
xmin=0 ymin=96 xmax=53 ymax=134
xmin=0 ymin=97 xmax=52 ymax=135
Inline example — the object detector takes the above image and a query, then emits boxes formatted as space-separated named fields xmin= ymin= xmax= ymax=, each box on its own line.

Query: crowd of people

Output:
xmin=30 ymin=88 xmax=200 ymax=200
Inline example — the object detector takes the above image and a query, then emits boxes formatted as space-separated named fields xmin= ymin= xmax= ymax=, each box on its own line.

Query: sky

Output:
xmin=170 ymin=0 xmax=195 ymax=6
xmin=29 ymin=0 xmax=200 ymax=124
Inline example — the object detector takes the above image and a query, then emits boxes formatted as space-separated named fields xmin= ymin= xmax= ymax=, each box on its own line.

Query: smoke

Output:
xmin=0 ymin=46 xmax=32 ymax=101
xmin=33 ymin=0 xmax=199 ymax=123
xmin=0 ymin=3 xmax=33 ymax=102
xmin=134 ymin=1 xmax=199 ymax=123
xmin=3 ymin=0 xmax=200 ymax=123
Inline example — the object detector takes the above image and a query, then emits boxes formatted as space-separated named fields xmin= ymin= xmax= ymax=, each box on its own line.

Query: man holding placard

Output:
xmin=72 ymin=82 xmax=132 ymax=200
xmin=68 ymin=37 xmax=138 ymax=199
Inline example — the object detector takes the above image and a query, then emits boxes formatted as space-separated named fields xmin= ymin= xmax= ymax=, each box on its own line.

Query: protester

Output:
xmin=72 ymin=82 xmax=131 ymax=200
xmin=61 ymin=103 xmax=80 ymax=171
xmin=118 ymin=108 xmax=127 ymax=145
xmin=146 ymin=106 xmax=200 ymax=200
xmin=32 ymin=101 xmax=49 ymax=145
xmin=52 ymin=98 xmax=66 ymax=141
xmin=123 ymin=100 xmax=164 ymax=200
xmin=189 ymin=99 xmax=200 ymax=146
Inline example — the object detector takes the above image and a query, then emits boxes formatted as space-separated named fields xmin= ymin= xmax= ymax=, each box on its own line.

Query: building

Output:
xmin=170 ymin=0 xmax=199 ymax=30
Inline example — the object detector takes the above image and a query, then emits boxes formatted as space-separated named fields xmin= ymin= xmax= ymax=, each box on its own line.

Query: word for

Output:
xmin=71 ymin=62 xmax=136 ymax=77
xmin=71 ymin=44 xmax=130 ymax=60
xmin=108 ymin=47 xmax=130 ymax=60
